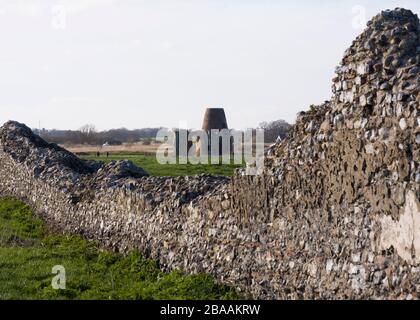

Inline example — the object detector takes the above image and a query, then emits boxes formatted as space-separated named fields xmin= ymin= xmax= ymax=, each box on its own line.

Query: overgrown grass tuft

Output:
xmin=0 ymin=198 xmax=238 ymax=300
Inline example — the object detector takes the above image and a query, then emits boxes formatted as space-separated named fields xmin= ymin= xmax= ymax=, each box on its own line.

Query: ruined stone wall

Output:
xmin=0 ymin=8 xmax=419 ymax=299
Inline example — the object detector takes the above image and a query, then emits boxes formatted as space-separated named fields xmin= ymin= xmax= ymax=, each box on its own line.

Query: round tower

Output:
xmin=196 ymin=108 xmax=230 ymax=157
xmin=202 ymin=108 xmax=228 ymax=132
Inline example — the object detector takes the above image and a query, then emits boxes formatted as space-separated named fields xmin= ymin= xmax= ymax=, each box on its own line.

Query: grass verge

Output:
xmin=0 ymin=198 xmax=238 ymax=300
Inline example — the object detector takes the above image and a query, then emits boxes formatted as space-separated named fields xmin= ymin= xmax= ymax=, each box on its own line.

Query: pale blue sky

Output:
xmin=0 ymin=0 xmax=418 ymax=130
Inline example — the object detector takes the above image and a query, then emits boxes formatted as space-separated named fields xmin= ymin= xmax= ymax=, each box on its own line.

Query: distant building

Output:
xmin=173 ymin=108 xmax=231 ymax=158
xmin=201 ymin=108 xmax=228 ymax=132
xmin=197 ymin=108 xmax=230 ymax=157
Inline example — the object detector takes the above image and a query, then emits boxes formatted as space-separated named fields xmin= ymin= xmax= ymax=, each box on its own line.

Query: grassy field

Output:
xmin=80 ymin=153 xmax=244 ymax=176
xmin=0 ymin=198 xmax=238 ymax=300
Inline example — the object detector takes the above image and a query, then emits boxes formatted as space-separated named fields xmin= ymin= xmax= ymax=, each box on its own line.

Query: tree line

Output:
xmin=33 ymin=119 xmax=290 ymax=146
xmin=34 ymin=125 xmax=162 ymax=145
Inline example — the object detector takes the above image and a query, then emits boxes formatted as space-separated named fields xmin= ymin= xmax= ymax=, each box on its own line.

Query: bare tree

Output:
xmin=259 ymin=120 xmax=291 ymax=143
xmin=79 ymin=124 xmax=97 ymax=144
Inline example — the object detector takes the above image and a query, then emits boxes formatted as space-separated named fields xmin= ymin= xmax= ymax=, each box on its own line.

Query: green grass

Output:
xmin=80 ymin=153 xmax=244 ymax=177
xmin=0 ymin=198 xmax=238 ymax=300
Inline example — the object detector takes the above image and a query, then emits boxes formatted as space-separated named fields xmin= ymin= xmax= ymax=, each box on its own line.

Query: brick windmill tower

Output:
xmin=201 ymin=108 xmax=228 ymax=132
xmin=196 ymin=108 xmax=229 ymax=156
